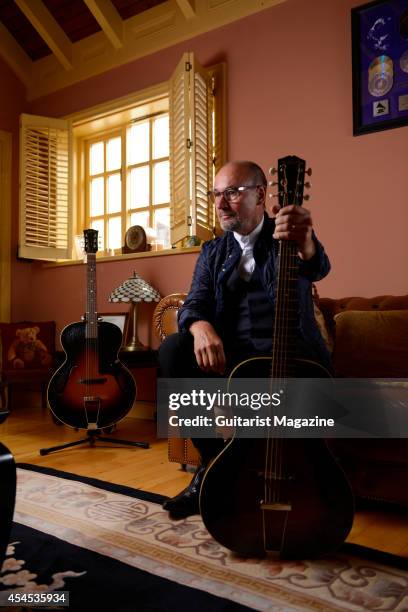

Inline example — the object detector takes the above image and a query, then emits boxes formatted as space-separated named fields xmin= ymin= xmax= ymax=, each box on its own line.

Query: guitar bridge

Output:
xmin=78 ymin=377 xmax=107 ymax=384
xmin=258 ymin=471 xmax=292 ymax=481
xmin=261 ymin=501 xmax=292 ymax=511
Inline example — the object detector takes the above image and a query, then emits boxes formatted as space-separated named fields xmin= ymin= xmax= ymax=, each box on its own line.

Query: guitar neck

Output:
xmin=270 ymin=154 xmax=309 ymax=379
xmin=86 ymin=253 xmax=98 ymax=339
xmin=271 ymin=239 xmax=299 ymax=379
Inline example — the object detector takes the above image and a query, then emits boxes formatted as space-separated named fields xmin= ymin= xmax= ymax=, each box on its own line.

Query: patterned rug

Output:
xmin=1 ymin=465 xmax=407 ymax=611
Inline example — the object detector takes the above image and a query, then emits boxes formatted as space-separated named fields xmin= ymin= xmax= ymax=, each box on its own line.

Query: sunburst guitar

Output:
xmin=47 ymin=229 xmax=136 ymax=430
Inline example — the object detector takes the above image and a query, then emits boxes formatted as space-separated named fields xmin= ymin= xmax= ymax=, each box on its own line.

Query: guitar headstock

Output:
xmin=269 ymin=155 xmax=312 ymax=207
xmin=83 ymin=229 xmax=99 ymax=254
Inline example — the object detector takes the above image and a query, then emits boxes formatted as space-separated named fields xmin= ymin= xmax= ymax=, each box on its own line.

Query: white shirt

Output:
xmin=233 ymin=216 xmax=264 ymax=281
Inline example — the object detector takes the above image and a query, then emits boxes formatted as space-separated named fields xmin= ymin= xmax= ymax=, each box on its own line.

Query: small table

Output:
xmin=119 ymin=348 xmax=158 ymax=369
xmin=119 ymin=349 xmax=158 ymax=414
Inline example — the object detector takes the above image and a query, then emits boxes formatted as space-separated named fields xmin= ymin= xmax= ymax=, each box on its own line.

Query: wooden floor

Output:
xmin=1 ymin=397 xmax=407 ymax=558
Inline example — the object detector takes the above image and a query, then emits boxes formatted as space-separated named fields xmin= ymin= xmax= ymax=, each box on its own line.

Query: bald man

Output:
xmin=159 ymin=160 xmax=331 ymax=519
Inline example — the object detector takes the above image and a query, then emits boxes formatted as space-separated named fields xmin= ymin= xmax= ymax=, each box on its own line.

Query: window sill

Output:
xmin=42 ymin=246 xmax=201 ymax=268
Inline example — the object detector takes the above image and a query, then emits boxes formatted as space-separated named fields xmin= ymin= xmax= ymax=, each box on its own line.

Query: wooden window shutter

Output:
xmin=169 ymin=53 xmax=222 ymax=246
xmin=191 ymin=56 xmax=215 ymax=243
xmin=19 ymin=113 xmax=72 ymax=260
xmin=207 ymin=62 xmax=227 ymax=235
xmin=169 ymin=54 xmax=191 ymax=246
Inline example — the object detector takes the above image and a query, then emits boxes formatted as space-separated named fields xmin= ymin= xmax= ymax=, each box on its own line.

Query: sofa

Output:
xmin=153 ymin=292 xmax=408 ymax=507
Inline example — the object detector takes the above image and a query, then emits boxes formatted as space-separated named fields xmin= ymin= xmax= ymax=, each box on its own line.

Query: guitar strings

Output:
xmin=85 ymin=249 xmax=101 ymax=430
xmin=280 ymin=163 xmax=302 ymax=506
xmin=266 ymin=163 xmax=288 ymax=511
xmin=267 ymin=168 xmax=281 ymax=509
xmin=280 ymin=164 xmax=302 ymax=506
xmin=275 ymin=164 xmax=289 ymax=505
xmin=94 ymin=252 xmax=101 ymax=427
xmin=90 ymin=251 xmax=101 ymax=428
xmin=266 ymin=161 xmax=302 ymax=528
xmin=86 ymin=251 xmax=92 ymax=429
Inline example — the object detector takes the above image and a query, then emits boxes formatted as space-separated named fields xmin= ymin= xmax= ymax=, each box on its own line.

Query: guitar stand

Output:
xmin=39 ymin=428 xmax=149 ymax=456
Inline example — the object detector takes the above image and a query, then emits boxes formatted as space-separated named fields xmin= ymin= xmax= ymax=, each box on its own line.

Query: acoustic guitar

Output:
xmin=0 ymin=410 xmax=16 ymax=569
xmin=199 ymin=156 xmax=354 ymax=559
xmin=47 ymin=229 xmax=136 ymax=430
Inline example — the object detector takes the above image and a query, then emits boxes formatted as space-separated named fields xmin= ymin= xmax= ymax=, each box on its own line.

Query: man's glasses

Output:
xmin=207 ymin=185 xmax=261 ymax=203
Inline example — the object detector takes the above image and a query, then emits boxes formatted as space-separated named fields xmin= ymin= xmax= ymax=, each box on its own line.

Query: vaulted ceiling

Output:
xmin=0 ymin=0 xmax=286 ymax=100
xmin=0 ymin=0 xmax=167 ymax=61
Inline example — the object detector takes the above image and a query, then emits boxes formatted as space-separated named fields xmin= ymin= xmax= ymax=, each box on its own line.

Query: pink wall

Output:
xmin=0 ymin=56 xmax=30 ymax=318
xmin=10 ymin=0 xmax=408 ymax=337
xmin=26 ymin=253 xmax=197 ymax=350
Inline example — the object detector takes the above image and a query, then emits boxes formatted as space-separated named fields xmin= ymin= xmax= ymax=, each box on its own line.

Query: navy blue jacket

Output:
xmin=178 ymin=214 xmax=331 ymax=365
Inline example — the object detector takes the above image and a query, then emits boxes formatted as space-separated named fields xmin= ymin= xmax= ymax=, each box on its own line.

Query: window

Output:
xmin=19 ymin=53 xmax=225 ymax=261
xmin=85 ymin=113 xmax=170 ymax=253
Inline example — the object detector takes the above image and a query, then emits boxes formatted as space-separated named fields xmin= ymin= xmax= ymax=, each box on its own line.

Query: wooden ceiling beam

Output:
xmin=15 ymin=0 xmax=73 ymax=71
xmin=24 ymin=0 xmax=287 ymax=100
xmin=0 ymin=21 xmax=31 ymax=84
xmin=175 ymin=0 xmax=196 ymax=20
xmin=83 ymin=0 xmax=123 ymax=49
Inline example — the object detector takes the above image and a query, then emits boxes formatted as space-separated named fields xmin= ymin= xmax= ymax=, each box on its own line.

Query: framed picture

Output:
xmin=352 ymin=0 xmax=408 ymax=135
xmin=99 ymin=313 xmax=128 ymax=334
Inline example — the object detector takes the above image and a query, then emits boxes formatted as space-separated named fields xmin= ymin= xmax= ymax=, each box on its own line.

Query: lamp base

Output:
xmin=121 ymin=302 xmax=149 ymax=352
xmin=120 ymin=338 xmax=150 ymax=353
xmin=121 ymin=341 xmax=149 ymax=352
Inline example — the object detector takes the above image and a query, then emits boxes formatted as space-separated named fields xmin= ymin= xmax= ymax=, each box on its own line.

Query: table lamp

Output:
xmin=108 ymin=272 xmax=161 ymax=351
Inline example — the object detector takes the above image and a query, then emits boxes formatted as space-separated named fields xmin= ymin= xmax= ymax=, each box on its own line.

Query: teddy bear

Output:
xmin=7 ymin=326 xmax=52 ymax=369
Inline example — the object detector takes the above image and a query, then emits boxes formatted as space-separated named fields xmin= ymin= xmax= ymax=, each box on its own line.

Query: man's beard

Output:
xmin=219 ymin=214 xmax=241 ymax=232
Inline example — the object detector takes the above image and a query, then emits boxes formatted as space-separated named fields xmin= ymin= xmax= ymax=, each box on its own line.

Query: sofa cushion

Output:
xmin=333 ymin=309 xmax=408 ymax=377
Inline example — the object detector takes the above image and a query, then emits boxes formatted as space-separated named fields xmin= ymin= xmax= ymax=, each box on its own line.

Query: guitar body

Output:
xmin=48 ymin=321 xmax=136 ymax=430
xmin=200 ymin=358 xmax=354 ymax=558
xmin=0 ymin=440 xmax=16 ymax=569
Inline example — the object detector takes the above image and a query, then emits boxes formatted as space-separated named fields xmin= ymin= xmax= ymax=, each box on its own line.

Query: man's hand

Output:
xmin=189 ymin=321 xmax=226 ymax=374
xmin=272 ymin=204 xmax=316 ymax=260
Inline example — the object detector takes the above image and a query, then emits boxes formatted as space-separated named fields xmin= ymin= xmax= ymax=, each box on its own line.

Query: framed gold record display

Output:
xmin=122 ymin=226 xmax=148 ymax=253
xmin=352 ymin=0 xmax=408 ymax=135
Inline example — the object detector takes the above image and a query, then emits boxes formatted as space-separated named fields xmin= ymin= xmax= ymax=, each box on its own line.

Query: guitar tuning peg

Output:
xmin=269 ymin=167 xmax=277 ymax=175
xmin=306 ymin=167 xmax=312 ymax=176
xmin=304 ymin=182 xmax=312 ymax=189
xmin=303 ymin=194 xmax=311 ymax=201
xmin=268 ymin=181 xmax=278 ymax=187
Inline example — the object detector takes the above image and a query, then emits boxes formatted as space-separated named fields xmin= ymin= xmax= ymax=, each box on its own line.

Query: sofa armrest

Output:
xmin=153 ymin=293 xmax=187 ymax=342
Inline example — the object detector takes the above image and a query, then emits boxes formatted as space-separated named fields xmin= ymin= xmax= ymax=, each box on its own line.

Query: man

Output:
xmin=159 ymin=160 xmax=331 ymax=519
